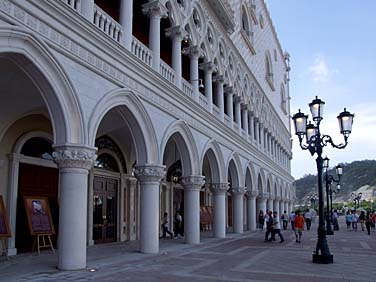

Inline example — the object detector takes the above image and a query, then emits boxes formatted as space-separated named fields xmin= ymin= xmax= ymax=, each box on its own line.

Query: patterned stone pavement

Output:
xmin=1 ymin=218 xmax=376 ymax=282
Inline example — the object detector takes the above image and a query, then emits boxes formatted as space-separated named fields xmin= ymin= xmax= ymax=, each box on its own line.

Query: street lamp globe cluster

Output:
xmin=292 ymin=96 xmax=354 ymax=264
xmin=306 ymin=193 xmax=318 ymax=210
xmin=351 ymin=192 xmax=362 ymax=209
xmin=323 ymin=157 xmax=342 ymax=235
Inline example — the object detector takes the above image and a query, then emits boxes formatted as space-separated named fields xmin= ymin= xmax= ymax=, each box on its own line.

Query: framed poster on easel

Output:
xmin=23 ymin=196 xmax=55 ymax=255
xmin=0 ymin=195 xmax=11 ymax=258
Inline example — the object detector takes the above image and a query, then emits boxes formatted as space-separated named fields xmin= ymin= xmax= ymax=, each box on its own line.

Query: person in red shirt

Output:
xmin=294 ymin=211 xmax=305 ymax=243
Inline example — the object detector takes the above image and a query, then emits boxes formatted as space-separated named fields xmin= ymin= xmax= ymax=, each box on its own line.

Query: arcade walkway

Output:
xmin=1 ymin=218 xmax=375 ymax=281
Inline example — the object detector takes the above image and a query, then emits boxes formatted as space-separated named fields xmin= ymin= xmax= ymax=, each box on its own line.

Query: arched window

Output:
xmin=20 ymin=137 xmax=53 ymax=160
xmin=265 ymin=51 xmax=274 ymax=90
xmin=280 ymin=84 xmax=287 ymax=114
xmin=242 ymin=6 xmax=252 ymax=37
xmin=95 ymin=153 xmax=120 ymax=172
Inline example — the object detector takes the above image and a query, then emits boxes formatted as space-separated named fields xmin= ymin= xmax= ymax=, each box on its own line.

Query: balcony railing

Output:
xmin=181 ymin=78 xmax=194 ymax=99
xmin=198 ymin=94 xmax=208 ymax=110
xmin=94 ymin=5 xmax=122 ymax=42
xmin=131 ymin=37 xmax=153 ymax=67
xmin=160 ymin=60 xmax=175 ymax=84
xmin=61 ymin=0 xmax=80 ymax=11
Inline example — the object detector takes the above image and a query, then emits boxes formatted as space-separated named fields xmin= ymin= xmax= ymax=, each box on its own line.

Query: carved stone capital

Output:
xmin=234 ymin=96 xmax=244 ymax=104
xmin=258 ymin=192 xmax=269 ymax=199
xmin=213 ymin=75 xmax=225 ymax=84
xmin=199 ymin=61 xmax=216 ymax=74
xmin=181 ymin=176 xmax=205 ymax=191
xmin=134 ymin=165 xmax=165 ymax=182
xmin=241 ymin=104 xmax=251 ymax=111
xmin=165 ymin=25 xmax=187 ymax=41
xmin=142 ymin=1 xmax=168 ymax=19
xmin=275 ymin=196 xmax=282 ymax=201
xmin=224 ymin=86 xmax=235 ymax=95
xmin=246 ymin=190 xmax=258 ymax=198
xmin=183 ymin=45 xmax=203 ymax=59
xmin=232 ymin=187 xmax=246 ymax=195
xmin=52 ymin=145 xmax=97 ymax=170
xmin=210 ymin=183 xmax=229 ymax=195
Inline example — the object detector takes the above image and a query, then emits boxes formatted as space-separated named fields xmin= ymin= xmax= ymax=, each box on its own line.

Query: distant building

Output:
xmin=0 ymin=0 xmax=293 ymax=270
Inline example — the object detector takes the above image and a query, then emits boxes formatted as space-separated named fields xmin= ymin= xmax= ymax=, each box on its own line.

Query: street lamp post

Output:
xmin=292 ymin=96 xmax=354 ymax=264
xmin=351 ymin=192 xmax=362 ymax=210
xmin=323 ymin=157 xmax=342 ymax=235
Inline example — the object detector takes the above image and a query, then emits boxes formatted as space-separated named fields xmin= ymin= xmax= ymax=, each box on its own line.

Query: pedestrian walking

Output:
xmin=264 ymin=210 xmax=274 ymax=242
xmin=294 ymin=211 xmax=305 ymax=243
xmin=351 ymin=210 xmax=358 ymax=231
xmin=270 ymin=211 xmax=284 ymax=243
xmin=281 ymin=210 xmax=289 ymax=230
xmin=332 ymin=210 xmax=339 ymax=231
xmin=365 ymin=211 xmax=372 ymax=235
xmin=161 ymin=212 xmax=174 ymax=238
xmin=372 ymin=212 xmax=376 ymax=232
xmin=258 ymin=210 xmax=265 ymax=230
xmin=345 ymin=211 xmax=352 ymax=230
xmin=359 ymin=211 xmax=366 ymax=231
xmin=289 ymin=211 xmax=296 ymax=230
xmin=304 ymin=209 xmax=312 ymax=230
xmin=174 ymin=212 xmax=184 ymax=239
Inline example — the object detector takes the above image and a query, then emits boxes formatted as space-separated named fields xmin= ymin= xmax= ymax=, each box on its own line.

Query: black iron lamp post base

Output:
xmin=312 ymin=253 xmax=334 ymax=264
xmin=326 ymin=230 xmax=334 ymax=235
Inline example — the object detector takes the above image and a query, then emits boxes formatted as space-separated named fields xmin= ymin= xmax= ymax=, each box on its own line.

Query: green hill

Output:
xmin=294 ymin=160 xmax=376 ymax=203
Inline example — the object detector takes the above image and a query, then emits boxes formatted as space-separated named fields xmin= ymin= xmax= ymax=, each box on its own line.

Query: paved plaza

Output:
xmin=1 ymin=218 xmax=375 ymax=282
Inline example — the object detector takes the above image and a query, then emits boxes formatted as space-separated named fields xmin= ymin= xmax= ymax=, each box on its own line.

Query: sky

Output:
xmin=266 ymin=0 xmax=376 ymax=179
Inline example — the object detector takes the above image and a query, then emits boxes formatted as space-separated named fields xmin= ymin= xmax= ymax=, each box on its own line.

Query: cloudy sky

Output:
xmin=266 ymin=0 xmax=376 ymax=179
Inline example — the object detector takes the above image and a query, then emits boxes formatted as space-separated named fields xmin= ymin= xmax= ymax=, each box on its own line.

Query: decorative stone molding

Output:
xmin=134 ymin=165 xmax=166 ymax=182
xmin=181 ymin=176 xmax=205 ymax=191
xmin=142 ymin=1 xmax=168 ymax=19
xmin=52 ymin=145 xmax=97 ymax=170
xmin=199 ymin=61 xmax=216 ymax=74
xmin=210 ymin=183 xmax=229 ymax=194
xmin=213 ymin=75 xmax=225 ymax=84
xmin=246 ymin=190 xmax=258 ymax=198
xmin=231 ymin=187 xmax=246 ymax=195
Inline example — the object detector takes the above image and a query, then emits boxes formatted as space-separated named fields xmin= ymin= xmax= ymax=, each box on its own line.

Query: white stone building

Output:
xmin=0 ymin=0 xmax=294 ymax=270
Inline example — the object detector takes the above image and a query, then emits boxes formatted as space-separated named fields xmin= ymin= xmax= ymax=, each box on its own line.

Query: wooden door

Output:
xmin=17 ymin=163 xmax=59 ymax=252
xmin=93 ymin=176 xmax=117 ymax=244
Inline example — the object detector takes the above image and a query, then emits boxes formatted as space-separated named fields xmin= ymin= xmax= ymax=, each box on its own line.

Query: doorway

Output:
xmin=93 ymin=176 xmax=117 ymax=244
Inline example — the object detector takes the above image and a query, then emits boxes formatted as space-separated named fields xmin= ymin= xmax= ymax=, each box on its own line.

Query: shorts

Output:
xmin=295 ymin=228 xmax=303 ymax=235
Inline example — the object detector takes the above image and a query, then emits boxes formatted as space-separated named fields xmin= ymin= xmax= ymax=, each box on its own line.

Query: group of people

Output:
xmin=161 ymin=211 xmax=184 ymax=239
xmin=259 ymin=210 xmax=307 ymax=244
xmin=345 ymin=209 xmax=376 ymax=235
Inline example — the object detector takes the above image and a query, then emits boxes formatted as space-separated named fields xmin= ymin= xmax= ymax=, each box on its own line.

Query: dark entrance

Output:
xmin=93 ymin=176 xmax=117 ymax=244
xmin=16 ymin=163 xmax=59 ymax=252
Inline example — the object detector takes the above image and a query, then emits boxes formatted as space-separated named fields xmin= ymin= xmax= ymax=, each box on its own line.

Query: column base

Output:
xmin=7 ymin=247 xmax=17 ymax=256
xmin=312 ymin=252 xmax=333 ymax=264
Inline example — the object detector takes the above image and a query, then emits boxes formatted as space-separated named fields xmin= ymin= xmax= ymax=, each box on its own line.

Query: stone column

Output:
xmin=246 ymin=190 xmax=258 ymax=231
xmin=255 ymin=119 xmax=260 ymax=145
xmin=125 ymin=177 xmax=137 ymax=240
xmin=166 ymin=26 xmax=186 ymax=89
xmin=267 ymin=197 xmax=274 ymax=212
xmin=200 ymin=62 xmax=215 ymax=113
xmin=225 ymin=86 xmax=234 ymax=127
xmin=232 ymin=187 xmax=246 ymax=233
xmin=279 ymin=198 xmax=284 ymax=216
xmin=234 ymin=97 xmax=243 ymax=134
xmin=119 ymin=0 xmax=133 ymax=50
xmin=213 ymin=75 xmax=225 ymax=121
xmin=181 ymin=176 xmax=205 ymax=244
xmin=242 ymin=105 xmax=249 ymax=137
xmin=53 ymin=145 xmax=97 ymax=270
xmin=81 ymin=0 xmax=94 ymax=22
xmin=184 ymin=46 xmax=202 ymax=102
xmin=134 ymin=165 xmax=165 ymax=254
xmin=142 ymin=1 xmax=168 ymax=71
xmin=273 ymin=197 xmax=280 ymax=216
xmin=210 ymin=183 xmax=228 ymax=238
xmin=249 ymin=114 xmax=255 ymax=142
xmin=87 ymin=168 xmax=94 ymax=246
xmin=256 ymin=194 xmax=267 ymax=221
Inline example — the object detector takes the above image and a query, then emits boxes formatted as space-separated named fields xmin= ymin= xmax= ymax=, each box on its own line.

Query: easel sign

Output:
xmin=23 ymin=196 xmax=55 ymax=236
xmin=0 ymin=195 xmax=11 ymax=238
